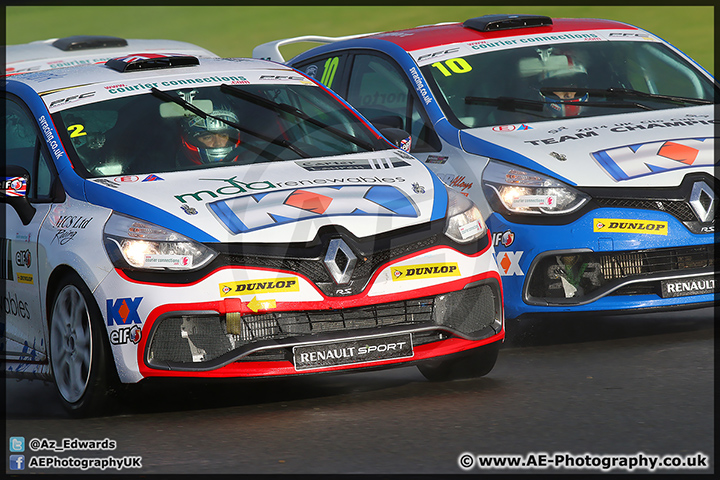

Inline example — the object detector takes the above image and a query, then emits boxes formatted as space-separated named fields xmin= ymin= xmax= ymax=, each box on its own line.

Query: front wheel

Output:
xmin=417 ymin=341 xmax=500 ymax=382
xmin=49 ymin=273 xmax=120 ymax=417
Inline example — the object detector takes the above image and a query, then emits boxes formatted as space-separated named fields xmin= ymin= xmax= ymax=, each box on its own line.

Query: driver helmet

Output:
xmin=538 ymin=55 xmax=589 ymax=117
xmin=181 ymin=107 xmax=241 ymax=164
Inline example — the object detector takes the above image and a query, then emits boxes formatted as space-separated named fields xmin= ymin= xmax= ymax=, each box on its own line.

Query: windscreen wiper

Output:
xmin=220 ymin=84 xmax=377 ymax=152
xmin=466 ymin=95 xmax=654 ymax=111
xmin=586 ymin=88 xmax=713 ymax=106
xmin=150 ymin=87 xmax=309 ymax=158
xmin=465 ymin=96 xmax=545 ymax=112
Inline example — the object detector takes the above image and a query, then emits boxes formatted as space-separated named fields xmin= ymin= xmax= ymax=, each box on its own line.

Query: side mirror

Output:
xmin=379 ymin=127 xmax=412 ymax=152
xmin=1 ymin=166 xmax=36 ymax=225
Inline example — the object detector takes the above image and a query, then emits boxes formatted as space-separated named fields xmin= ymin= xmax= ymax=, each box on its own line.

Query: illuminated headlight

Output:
xmin=482 ymin=160 xmax=590 ymax=214
xmin=444 ymin=188 xmax=487 ymax=243
xmin=103 ymin=213 xmax=217 ymax=271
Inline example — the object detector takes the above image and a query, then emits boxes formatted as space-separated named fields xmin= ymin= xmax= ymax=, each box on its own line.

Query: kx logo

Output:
xmin=494 ymin=251 xmax=524 ymax=276
xmin=592 ymin=137 xmax=715 ymax=181
xmin=107 ymin=297 xmax=143 ymax=326
xmin=209 ymin=185 xmax=419 ymax=234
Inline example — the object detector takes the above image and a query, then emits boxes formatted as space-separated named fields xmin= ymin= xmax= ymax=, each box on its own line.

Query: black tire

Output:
xmin=48 ymin=272 xmax=121 ymax=417
xmin=417 ymin=341 xmax=500 ymax=382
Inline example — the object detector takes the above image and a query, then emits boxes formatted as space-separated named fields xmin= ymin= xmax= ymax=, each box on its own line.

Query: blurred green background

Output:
xmin=5 ymin=5 xmax=714 ymax=74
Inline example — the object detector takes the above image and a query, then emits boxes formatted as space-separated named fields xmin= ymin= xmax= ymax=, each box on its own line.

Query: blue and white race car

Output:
xmin=2 ymin=54 xmax=503 ymax=416
xmin=255 ymin=14 xmax=717 ymax=320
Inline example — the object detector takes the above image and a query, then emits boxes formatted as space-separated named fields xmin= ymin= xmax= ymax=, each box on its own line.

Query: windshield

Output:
xmin=52 ymin=83 xmax=384 ymax=178
xmin=421 ymin=40 xmax=717 ymax=129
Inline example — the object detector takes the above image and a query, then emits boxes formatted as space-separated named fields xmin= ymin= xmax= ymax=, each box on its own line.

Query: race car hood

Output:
xmin=459 ymin=105 xmax=715 ymax=187
xmin=85 ymin=150 xmax=447 ymax=244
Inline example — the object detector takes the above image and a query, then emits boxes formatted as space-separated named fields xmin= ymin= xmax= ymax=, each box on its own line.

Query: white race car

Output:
xmin=2 ymin=54 xmax=503 ymax=416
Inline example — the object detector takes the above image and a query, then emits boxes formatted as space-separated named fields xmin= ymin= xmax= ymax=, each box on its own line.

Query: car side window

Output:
xmin=295 ymin=54 xmax=347 ymax=92
xmin=4 ymin=96 xmax=57 ymax=200
xmin=345 ymin=54 xmax=440 ymax=153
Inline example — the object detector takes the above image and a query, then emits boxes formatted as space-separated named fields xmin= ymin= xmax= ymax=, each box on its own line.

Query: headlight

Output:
xmin=103 ymin=213 xmax=217 ymax=271
xmin=482 ymin=160 xmax=590 ymax=215
xmin=444 ymin=188 xmax=487 ymax=243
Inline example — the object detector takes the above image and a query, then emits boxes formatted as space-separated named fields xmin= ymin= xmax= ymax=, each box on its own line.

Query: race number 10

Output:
xmin=431 ymin=58 xmax=472 ymax=77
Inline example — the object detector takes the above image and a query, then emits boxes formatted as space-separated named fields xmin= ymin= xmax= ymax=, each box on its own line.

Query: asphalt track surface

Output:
xmin=4 ymin=307 xmax=714 ymax=474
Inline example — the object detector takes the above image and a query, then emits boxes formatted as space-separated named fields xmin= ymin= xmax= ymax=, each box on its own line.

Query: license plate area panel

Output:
xmin=293 ymin=333 xmax=414 ymax=371
xmin=660 ymin=274 xmax=715 ymax=298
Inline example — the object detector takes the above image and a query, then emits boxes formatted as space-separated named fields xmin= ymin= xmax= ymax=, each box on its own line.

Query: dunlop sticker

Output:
xmin=593 ymin=219 xmax=668 ymax=235
xmin=16 ymin=273 xmax=34 ymax=284
xmin=219 ymin=277 xmax=299 ymax=297
xmin=391 ymin=263 xmax=460 ymax=281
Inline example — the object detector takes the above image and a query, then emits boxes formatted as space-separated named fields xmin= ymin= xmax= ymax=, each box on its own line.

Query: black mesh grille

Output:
xmin=229 ymin=297 xmax=435 ymax=343
xmin=598 ymin=245 xmax=713 ymax=280
xmin=146 ymin=283 xmax=501 ymax=368
xmin=594 ymin=198 xmax=696 ymax=221
xmin=528 ymin=244 xmax=714 ymax=301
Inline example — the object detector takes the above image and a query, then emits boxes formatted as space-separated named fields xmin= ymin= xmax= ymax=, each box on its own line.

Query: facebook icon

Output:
xmin=9 ymin=454 xmax=25 ymax=470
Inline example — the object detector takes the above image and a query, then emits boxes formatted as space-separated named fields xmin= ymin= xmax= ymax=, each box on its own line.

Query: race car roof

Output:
xmin=254 ymin=16 xmax=648 ymax=63
xmin=365 ymin=17 xmax=642 ymax=52
xmin=5 ymin=36 xmax=218 ymax=74
xmin=6 ymin=56 xmax=300 ymax=93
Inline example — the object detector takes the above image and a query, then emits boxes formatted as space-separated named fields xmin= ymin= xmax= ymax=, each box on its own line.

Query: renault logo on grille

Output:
xmin=324 ymin=239 xmax=357 ymax=285
xmin=689 ymin=181 xmax=715 ymax=223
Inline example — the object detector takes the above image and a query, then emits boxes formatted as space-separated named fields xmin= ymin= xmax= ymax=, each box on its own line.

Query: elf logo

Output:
xmin=209 ymin=185 xmax=419 ymax=234
xmin=110 ymin=325 xmax=142 ymax=345
xmin=492 ymin=229 xmax=515 ymax=248
xmin=592 ymin=137 xmax=715 ymax=181
xmin=15 ymin=250 xmax=31 ymax=268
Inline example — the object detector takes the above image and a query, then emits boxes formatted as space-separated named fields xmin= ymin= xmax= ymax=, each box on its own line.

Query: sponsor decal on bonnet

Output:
xmin=592 ymin=137 xmax=715 ymax=182
xmin=209 ymin=185 xmax=419 ymax=234
xmin=594 ymin=219 xmax=668 ymax=235
xmin=494 ymin=251 xmax=524 ymax=276
xmin=391 ymin=263 xmax=460 ymax=281
xmin=107 ymin=297 xmax=143 ymax=326
xmin=219 ymin=277 xmax=300 ymax=297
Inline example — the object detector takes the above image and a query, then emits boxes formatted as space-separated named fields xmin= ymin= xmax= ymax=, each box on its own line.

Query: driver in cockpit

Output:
xmin=179 ymin=106 xmax=241 ymax=165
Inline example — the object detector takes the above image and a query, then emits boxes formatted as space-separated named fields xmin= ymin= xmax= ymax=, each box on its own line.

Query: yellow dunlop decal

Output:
xmin=219 ymin=277 xmax=299 ymax=297
xmin=16 ymin=273 xmax=34 ymax=284
xmin=594 ymin=219 xmax=668 ymax=235
xmin=391 ymin=263 xmax=460 ymax=281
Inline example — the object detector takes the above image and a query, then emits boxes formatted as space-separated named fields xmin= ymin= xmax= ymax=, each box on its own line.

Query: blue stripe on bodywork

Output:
xmin=433 ymin=118 xmax=462 ymax=148
xmin=429 ymin=169 xmax=448 ymax=222
xmin=364 ymin=185 xmax=417 ymax=216
xmin=459 ymin=131 xmax=577 ymax=186
xmin=591 ymin=150 xmax=628 ymax=181
xmin=84 ymin=181 xmax=219 ymax=242
xmin=208 ymin=200 xmax=248 ymax=235
xmin=6 ymin=81 xmax=85 ymax=199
